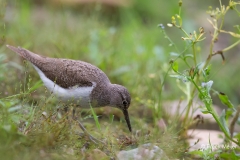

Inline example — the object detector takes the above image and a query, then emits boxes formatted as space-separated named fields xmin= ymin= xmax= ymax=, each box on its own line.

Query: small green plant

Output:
xmin=159 ymin=0 xmax=240 ymax=156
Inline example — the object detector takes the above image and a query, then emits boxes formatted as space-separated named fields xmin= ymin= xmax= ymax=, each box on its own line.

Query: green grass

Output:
xmin=1 ymin=0 xmax=240 ymax=159
xmin=2 ymin=2 xmax=184 ymax=159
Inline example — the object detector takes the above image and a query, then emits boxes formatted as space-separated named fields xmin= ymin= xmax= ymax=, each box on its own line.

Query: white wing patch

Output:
xmin=33 ymin=65 xmax=96 ymax=108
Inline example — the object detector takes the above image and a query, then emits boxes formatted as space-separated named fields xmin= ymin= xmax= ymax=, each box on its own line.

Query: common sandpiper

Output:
xmin=7 ymin=45 xmax=132 ymax=142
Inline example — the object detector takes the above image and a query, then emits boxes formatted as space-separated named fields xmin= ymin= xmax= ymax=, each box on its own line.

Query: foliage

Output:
xmin=1 ymin=0 xmax=240 ymax=159
xmin=162 ymin=0 xmax=240 ymax=158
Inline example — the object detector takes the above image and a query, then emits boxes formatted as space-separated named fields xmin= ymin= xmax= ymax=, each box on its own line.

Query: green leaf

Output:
xmin=225 ymin=108 xmax=234 ymax=120
xmin=172 ymin=61 xmax=178 ymax=72
xmin=188 ymin=150 xmax=204 ymax=157
xmin=201 ymin=109 xmax=210 ymax=114
xmin=170 ymin=52 xmax=179 ymax=57
xmin=109 ymin=114 xmax=114 ymax=123
xmin=90 ymin=105 xmax=101 ymax=130
xmin=193 ymin=66 xmax=199 ymax=78
xmin=28 ymin=80 xmax=42 ymax=93
xmin=203 ymin=65 xmax=211 ymax=78
xmin=234 ymin=132 xmax=240 ymax=142
xmin=169 ymin=75 xmax=189 ymax=82
xmin=8 ymin=105 xmax=22 ymax=113
xmin=219 ymin=109 xmax=231 ymax=137
xmin=218 ymin=92 xmax=235 ymax=109
xmin=183 ymin=54 xmax=194 ymax=60
xmin=220 ymin=151 xmax=240 ymax=159
xmin=196 ymin=62 xmax=204 ymax=70
xmin=2 ymin=124 xmax=18 ymax=133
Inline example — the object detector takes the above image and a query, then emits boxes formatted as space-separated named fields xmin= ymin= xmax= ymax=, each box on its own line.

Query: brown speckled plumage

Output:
xmin=7 ymin=45 xmax=132 ymax=132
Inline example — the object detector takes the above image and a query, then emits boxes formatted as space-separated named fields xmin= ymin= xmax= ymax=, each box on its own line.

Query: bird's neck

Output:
xmin=91 ymin=83 xmax=117 ymax=108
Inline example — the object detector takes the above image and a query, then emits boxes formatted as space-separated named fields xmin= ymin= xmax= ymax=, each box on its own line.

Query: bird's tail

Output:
xmin=6 ymin=45 xmax=45 ymax=65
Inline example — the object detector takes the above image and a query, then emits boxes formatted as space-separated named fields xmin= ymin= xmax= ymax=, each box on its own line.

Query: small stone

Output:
xmin=117 ymin=143 xmax=169 ymax=160
xmin=42 ymin=111 xmax=47 ymax=117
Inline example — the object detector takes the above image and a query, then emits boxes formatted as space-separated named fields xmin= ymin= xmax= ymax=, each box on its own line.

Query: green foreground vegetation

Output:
xmin=1 ymin=0 xmax=240 ymax=159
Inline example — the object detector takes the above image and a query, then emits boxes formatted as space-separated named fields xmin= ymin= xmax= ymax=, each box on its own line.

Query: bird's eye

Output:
xmin=122 ymin=100 xmax=128 ymax=107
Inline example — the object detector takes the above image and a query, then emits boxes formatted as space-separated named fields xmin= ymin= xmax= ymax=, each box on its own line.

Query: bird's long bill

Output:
xmin=122 ymin=109 xmax=132 ymax=132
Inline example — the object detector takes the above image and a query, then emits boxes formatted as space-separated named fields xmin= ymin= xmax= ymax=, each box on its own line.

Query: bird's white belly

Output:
xmin=33 ymin=65 xmax=96 ymax=108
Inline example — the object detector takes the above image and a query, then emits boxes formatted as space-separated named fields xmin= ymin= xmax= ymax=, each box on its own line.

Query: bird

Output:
xmin=7 ymin=45 xmax=132 ymax=143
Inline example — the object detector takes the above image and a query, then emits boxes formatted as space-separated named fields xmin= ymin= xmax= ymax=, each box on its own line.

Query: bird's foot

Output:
xmin=72 ymin=108 xmax=106 ymax=145
xmin=76 ymin=119 xmax=106 ymax=145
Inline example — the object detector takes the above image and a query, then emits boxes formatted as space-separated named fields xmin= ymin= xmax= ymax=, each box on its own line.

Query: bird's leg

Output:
xmin=56 ymin=105 xmax=69 ymax=118
xmin=63 ymin=106 xmax=69 ymax=113
xmin=72 ymin=108 xmax=105 ymax=144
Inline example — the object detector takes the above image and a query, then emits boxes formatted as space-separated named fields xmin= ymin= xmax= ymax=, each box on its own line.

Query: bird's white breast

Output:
xmin=33 ymin=65 xmax=96 ymax=108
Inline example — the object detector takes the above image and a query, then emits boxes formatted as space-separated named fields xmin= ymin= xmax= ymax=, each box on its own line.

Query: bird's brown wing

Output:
xmin=39 ymin=58 xmax=111 ymax=88
xmin=7 ymin=45 xmax=111 ymax=89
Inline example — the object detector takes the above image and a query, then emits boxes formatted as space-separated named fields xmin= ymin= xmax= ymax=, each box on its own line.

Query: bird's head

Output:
xmin=110 ymin=84 xmax=131 ymax=132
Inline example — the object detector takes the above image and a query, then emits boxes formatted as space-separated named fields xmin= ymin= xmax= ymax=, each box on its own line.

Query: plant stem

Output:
xmin=222 ymin=39 xmax=240 ymax=52
xmin=191 ymin=78 xmax=239 ymax=146
xmin=192 ymin=43 xmax=197 ymax=66
xmin=230 ymin=105 xmax=240 ymax=138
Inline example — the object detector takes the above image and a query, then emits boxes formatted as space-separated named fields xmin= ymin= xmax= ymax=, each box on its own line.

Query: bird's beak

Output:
xmin=122 ymin=109 xmax=132 ymax=132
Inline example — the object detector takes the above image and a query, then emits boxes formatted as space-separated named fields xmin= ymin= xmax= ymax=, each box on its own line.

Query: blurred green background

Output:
xmin=0 ymin=0 xmax=240 ymax=159
xmin=2 ymin=0 xmax=239 ymax=102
